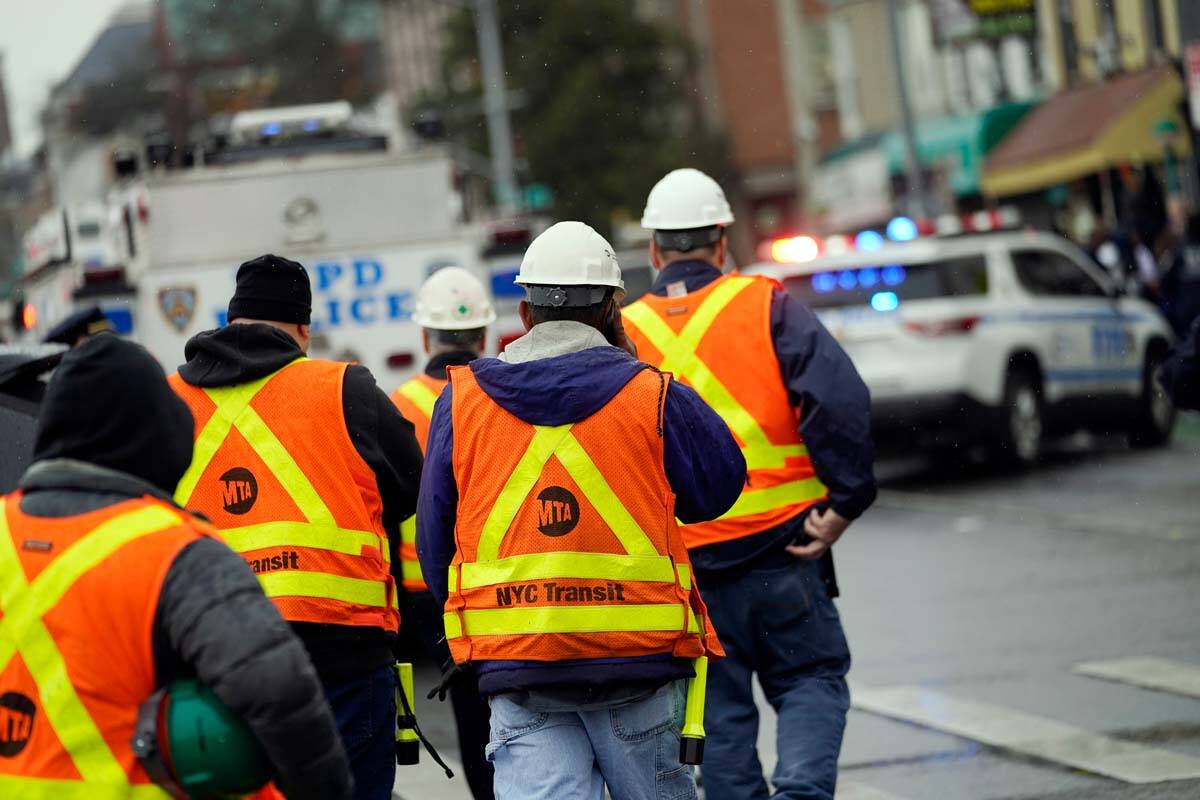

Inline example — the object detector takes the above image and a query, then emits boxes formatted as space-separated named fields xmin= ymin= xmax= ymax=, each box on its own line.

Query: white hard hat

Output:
xmin=514 ymin=221 xmax=625 ymax=303
xmin=641 ymin=168 xmax=734 ymax=230
xmin=413 ymin=266 xmax=497 ymax=330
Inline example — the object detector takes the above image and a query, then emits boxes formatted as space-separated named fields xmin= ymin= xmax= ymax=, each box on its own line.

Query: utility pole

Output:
xmin=774 ymin=0 xmax=817 ymax=230
xmin=887 ymin=0 xmax=929 ymax=219
xmin=472 ymin=0 xmax=520 ymax=216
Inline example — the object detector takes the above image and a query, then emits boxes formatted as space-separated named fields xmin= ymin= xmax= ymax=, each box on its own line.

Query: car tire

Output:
xmin=992 ymin=366 xmax=1043 ymax=470
xmin=1128 ymin=346 xmax=1175 ymax=448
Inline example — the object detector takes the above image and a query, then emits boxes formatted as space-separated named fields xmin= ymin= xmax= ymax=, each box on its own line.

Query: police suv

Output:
xmin=746 ymin=231 xmax=1176 ymax=466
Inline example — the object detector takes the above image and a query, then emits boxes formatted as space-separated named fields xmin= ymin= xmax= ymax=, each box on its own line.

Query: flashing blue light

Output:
xmin=859 ymin=267 xmax=879 ymax=288
xmin=812 ymin=272 xmax=837 ymax=293
xmin=871 ymin=291 xmax=900 ymax=312
xmin=886 ymin=216 xmax=918 ymax=242
xmin=302 ymin=119 xmax=321 ymax=132
xmin=838 ymin=270 xmax=858 ymax=290
xmin=882 ymin=265 xmax=907 ymax=286
xmin=856 ymin=230 xmax=885 ymax=252
xmin=260 ymin=122 xmax=283 ymax=136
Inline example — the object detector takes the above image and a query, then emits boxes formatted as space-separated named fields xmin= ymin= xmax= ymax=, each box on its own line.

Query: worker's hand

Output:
xmin=607 ymin=303 xmax=639 ymax=358
xmin=786 ymin=507 xmax=851 ymax=560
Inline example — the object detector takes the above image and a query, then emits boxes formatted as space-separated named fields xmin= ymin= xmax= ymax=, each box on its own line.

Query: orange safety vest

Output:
xmin=443 ymin=365 xmax=722 ymax=665
xmin=0 ymin=493 xmax=206 ymax=799
xmin=169 ymin=358 xmax=399 ymax=633
xmin=389 ymin=373 xmax=446 ymax=593
xmin=623 ymin=273 xmax=829 ymax=549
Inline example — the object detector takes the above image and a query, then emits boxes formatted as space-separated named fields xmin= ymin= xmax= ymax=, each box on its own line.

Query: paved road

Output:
xmin=395 ymin=420 xmax=1200 ymax=799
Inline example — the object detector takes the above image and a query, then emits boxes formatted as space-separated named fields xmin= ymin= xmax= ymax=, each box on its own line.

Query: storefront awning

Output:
xmin=880 ymin=101 xmax=1034 ymax=196
xmin=982 ymin=65 xmax=1193 ymax=197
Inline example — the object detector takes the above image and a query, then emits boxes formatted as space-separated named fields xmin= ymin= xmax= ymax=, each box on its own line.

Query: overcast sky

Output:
xmin=1 ymin=0 xmax=131 ymax=157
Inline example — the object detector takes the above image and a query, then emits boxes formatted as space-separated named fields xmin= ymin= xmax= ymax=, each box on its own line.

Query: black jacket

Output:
xmin=17 ymin=460 xmax=352 ymax=800
xmin=177 ymin=323 xmax=424 ymax=683
xmin=1162 ymin=315 xmax=1200 ymax=410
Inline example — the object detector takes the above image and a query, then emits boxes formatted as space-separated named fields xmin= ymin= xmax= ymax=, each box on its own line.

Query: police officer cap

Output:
xmin=44 ymin=306 xmax=114 ymax=346
xmin=228 ymin=254 xmax=312 ymax=325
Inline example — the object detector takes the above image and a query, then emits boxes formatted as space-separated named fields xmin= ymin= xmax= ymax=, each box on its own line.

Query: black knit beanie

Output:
xmin=227 ymin=254 xmax=312 ymax=325
xmin=33 ymin=334 xmax=195 ymax=495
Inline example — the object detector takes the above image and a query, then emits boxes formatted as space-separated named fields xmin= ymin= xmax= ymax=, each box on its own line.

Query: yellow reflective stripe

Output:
xmin=443 ymin=604 xmax=698 ymax=638
xmin=624 ymin=280 xmax=801 ymax=471
xmin=478 ymin=425 xmax=572 ymax=561
xmin=742 ymin=443 xmax=808 ymax=465
xmin=400 ymin=515 xmax=417 ymax=545
xmin=459 ymin=552 xmax=676 ymax=589
xmin=0 ymin=501 xmax=183 ymax=784
xmin=401 ymin=559 xmax=425 ymax=584
xmin=221 ymin=521 xmax=383 ymax=558
xmin=553 ymin=435 xmax=657 ymax=557
xmin=676 ymin=563 xmax=692 ymax=591
xmin=234 ymin=405 xmax=335 ymax=525
xmin=717 ymin=477 xmax=828 ymax=520
xmin=479 ymin=425 xmax=660 ymax=562
xmin=398 ymin=378 xmax=439 ymax=419
xmin=258 ymin=570 xmax=389 ymax=607
xmin=669 ymin=277 xmax=755 ymax=356
xmin=0 ymin=776 xmax=170 ymax=799
xmin=174 ymin=370 xmax=279 ymax=505
xmin=176 ymin=359 xmax=336 ymax=527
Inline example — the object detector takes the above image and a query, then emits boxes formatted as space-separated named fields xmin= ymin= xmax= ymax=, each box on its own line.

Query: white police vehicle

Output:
xmin=746 ymin=230 xmax=1176 ymax=466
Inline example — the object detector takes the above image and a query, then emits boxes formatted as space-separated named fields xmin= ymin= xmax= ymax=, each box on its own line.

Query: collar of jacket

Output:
xmin=649 ymin=259 xmax=723 ymax=296
xmin=426 ymin=350 xmax=477 ymax=379
xmin=178 ymin=323 xmax=303 ymax=388
xmin=18 ymin=458 xmax=182 ymax=508
xmin=498 ymin=320 xmax=615 ymax=364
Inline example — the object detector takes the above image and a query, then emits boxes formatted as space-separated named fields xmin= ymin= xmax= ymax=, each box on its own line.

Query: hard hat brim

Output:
xmin=412 ymin=309 xmax=498 ymax=330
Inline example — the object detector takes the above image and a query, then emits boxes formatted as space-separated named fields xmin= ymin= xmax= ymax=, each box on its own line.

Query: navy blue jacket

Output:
xmin=416 ymin=339 xmax=746 ymax=695
xmin=646 ymin=260 xmax=877 ymax=581
xmin=1162 ymin=314 xmax=1200 ymax=410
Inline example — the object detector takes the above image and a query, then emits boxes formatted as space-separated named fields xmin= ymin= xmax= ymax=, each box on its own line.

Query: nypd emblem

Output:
xmin=158 ymin=287 xmax=196 ymax=332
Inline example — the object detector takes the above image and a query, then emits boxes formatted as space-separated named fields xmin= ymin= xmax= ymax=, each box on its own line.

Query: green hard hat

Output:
xmin=133 ymin=679 xmax=273 ymax=799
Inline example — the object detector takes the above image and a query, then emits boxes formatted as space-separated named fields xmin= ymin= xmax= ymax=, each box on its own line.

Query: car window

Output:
xmin=782 ymin=255 xmax=988 ymax=310
xmin=1012 ymin=250 xmax=1107 ymax=297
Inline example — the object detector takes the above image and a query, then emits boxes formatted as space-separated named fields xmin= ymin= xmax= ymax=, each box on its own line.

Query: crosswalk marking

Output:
xmin=836 ymin=782 xmax=909 ymax=800
xmin=1075 ymin=657 xmax=1200 ymax=700
xmin=851 ymin=685 xmax=1200 ymax=784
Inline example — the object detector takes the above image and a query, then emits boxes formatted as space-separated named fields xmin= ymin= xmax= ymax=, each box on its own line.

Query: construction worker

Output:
xmin=416 ymin=221 xmax=746 ymax=800
xmin=624 ymin=169 xmax=877 ymax=800
xmin=169 ymin=254 xmax=424 ymax=800
xmin=391 ymin=266 xmax=496 ymax=800
xmin=0 ymin=333 xmax=352 ymax=799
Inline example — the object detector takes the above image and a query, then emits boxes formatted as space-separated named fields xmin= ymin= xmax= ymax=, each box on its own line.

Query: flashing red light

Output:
xmin=903 ymin=316 xmax=980 ymax=336
xmin=386 ymin=352 xmax=415 ymax=369
xmin=21 ymin=303 xmax=37 ymax=330
xmin=497 ymin=331 xmax=524 ymax=353
xmin=824 ymin=235 xmax=853 ymax=256
xmin=769 ymin=235 xmax=822 ymax=264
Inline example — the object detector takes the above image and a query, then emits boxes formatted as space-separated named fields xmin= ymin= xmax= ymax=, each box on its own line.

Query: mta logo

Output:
xmin=219 ymin=467 xmax=258 ymax=515
xmin=0 ymin=692 xmax=35 ymax=758
xmin=536 ymin=486 xmax=580 ymax=537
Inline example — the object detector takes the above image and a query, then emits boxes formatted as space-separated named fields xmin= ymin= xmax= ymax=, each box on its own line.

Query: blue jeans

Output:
xmin=326 ymin=665 xmax=398 ymax=800
xmin=699 ymin=558 xmax=851 ymax=800
xmin=486 ymin=683 xmax=696 ymax=800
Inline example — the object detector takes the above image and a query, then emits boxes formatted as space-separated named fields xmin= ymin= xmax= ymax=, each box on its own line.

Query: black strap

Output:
xmin=398 ymin=675 xmax=455 ymax=779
